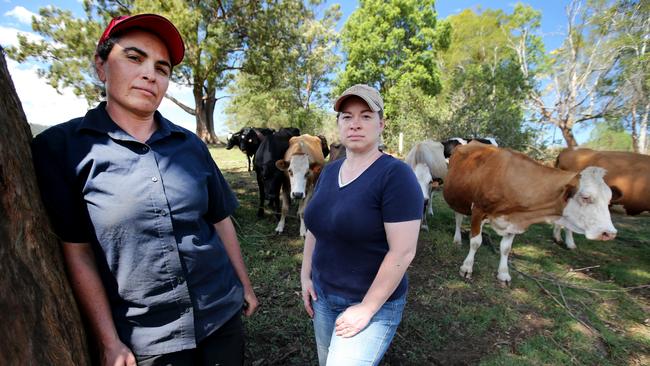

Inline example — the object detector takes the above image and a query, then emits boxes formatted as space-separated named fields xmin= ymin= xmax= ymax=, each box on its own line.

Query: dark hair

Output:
xmin=96 ymin=36 xmax=118 ymax=61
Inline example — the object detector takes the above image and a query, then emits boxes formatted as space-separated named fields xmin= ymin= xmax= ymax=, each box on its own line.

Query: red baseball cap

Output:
xmin=98 ymin=14 xmax=185 ymax=66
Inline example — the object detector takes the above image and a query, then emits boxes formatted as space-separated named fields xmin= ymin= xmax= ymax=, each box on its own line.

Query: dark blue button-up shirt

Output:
xmin=31 ymin=102 xmax=242 ymax=355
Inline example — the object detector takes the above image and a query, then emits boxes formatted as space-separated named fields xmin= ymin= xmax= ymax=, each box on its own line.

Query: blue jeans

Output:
xmin=312 ymin=283 xmax=406 ymax=366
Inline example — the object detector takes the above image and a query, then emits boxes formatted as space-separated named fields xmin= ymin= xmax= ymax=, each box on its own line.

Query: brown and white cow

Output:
xmin=275 ymin=134 xmax=325 ymax=236
xmin=443 ymin=142 xmax=619 ymax=284
xmin=404 ymin=140 xmax=448 ymax=230
xmin=554 ymin=148 xmax=645 ymax=248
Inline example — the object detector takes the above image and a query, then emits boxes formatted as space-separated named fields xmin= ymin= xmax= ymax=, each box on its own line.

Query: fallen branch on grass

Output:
xmin=511 ymin=262 xmax=599 ymax=338
xmin=511 ymin=260 xmax=650 ymax=293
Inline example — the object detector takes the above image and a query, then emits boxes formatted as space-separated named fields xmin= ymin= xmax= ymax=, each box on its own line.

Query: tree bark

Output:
xmin=193 ymin=85 xmax=219 ymax=145
xmin=639 ymin=102 xmax=649 ymax=154
xmin=560 ymin=123 xmax=578 ymax=148
xmin=0 ymin=49 xmax=90 ymax=365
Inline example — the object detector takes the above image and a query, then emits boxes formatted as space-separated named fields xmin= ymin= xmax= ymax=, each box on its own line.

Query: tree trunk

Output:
xmin=559 ymin=123 xmax=578 ymax=148
xmin=638 ymin=102 xmax=649 ymax=154
xmin=0 ymin=49 xmax=90 ymax=364
xmin=193 ymin=86 xmax=219 ymax=145
xmin=631 ymin=103 xmax=639 ymax=153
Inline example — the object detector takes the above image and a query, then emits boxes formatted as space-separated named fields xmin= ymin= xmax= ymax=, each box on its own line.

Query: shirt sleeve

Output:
xmin=31 ymin=128 xmax=94 ymax=243
xmin=381 ymin=160 xmax=424 ymax=223
xmin=201 ymin=143 xmax=239 ymax=223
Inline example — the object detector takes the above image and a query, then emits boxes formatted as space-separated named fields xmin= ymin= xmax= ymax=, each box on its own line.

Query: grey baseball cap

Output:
xmin=333 ymin=84 xmax=384 ymax=113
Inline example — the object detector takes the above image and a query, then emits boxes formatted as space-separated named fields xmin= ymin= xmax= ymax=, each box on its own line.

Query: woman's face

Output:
xmin=95 ymin=30 xmax=171 ymax=118
xmin=337 ymin=96 xmax=384 ymax=154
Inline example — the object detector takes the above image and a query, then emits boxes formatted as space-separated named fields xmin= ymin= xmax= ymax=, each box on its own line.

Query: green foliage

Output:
xmin=584 ymin=122 xmax=633 ymax=151
xmin=336 ymin=0 xmax=449 ymax=98
xmin=443 ymin=60 xmax=533 ymax=149
xmin=224 ymin=1 xmax=341 ymax=135
xmin=432 ymin=6 xmax=539 ymax=149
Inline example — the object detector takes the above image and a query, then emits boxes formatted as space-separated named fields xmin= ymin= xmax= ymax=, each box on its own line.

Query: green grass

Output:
xmin=209 ymin=146 xmax=650 ymax=366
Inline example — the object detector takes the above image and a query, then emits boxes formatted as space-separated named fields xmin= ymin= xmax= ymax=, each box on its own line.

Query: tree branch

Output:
xmin=165 ymin=93 xmax=195 ymax=115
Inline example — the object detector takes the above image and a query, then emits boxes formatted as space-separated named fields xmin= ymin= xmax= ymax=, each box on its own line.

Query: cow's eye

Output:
xmin=580 ymin=195 xmax=593 ymax=204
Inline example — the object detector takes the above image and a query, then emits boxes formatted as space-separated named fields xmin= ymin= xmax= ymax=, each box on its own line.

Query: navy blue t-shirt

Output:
xmin=304 ymin=154 xmax=423 ymax=302
xmin=31 ymin=102 xmax=242 ymax=355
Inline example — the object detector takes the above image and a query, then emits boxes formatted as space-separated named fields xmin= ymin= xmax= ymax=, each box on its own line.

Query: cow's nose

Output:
xmin=600 ymin=231 xmax=617 ymax=241
xmin=292 ymin=192 xmax=304 ymax=199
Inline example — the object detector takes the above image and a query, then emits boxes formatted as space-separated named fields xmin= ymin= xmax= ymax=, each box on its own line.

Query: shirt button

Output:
xmin=161 ymin=209 xmax=168 ymax=216
xmin=177 ymin=276 xmax=184 ymax=284
xmin=141 ymin=146 xmax=149 ymax=152
xmin=169 ymin=245 xmax=175 ymax=251
xmin=151 ymin=177 xmax=158 ymax=182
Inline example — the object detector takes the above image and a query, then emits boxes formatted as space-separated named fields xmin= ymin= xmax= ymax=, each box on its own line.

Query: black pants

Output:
xmin=136 ymin=314 xmax=245 ymax=366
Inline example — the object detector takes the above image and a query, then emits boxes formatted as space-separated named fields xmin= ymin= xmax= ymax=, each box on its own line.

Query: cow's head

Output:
xmin=557 ymin=167 xmax=621 ymax=241
xmin=276 ymin=154 xmax=321 ymax=199
xmin=442 ymin=138 xmax=467 ymax=159
xmin=226 ymin=131 xmax=241 ymax=150
xmin=413 ymin=163 xmax=435 ymax=211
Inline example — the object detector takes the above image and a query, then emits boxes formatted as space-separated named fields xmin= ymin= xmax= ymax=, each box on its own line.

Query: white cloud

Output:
xmin=0 ymin=25 xmax=43 ymax=47
xmin=6 ymin=59 xmax=88 ymax=126
xmin=4 ymin=6 xmax=41 ymax=25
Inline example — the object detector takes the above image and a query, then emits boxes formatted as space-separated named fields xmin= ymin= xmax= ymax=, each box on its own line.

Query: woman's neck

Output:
xmin=340 ymin=147 xmax=383 ymax=185
xmin=105 ymin=103 xmax=157 ymax=143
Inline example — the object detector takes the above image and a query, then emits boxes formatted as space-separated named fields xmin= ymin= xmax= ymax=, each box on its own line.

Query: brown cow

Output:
xmin=443 ymin=142 xmax=619 ymax=284
xmin=275 ymin=134 xmax=325 ymax=236
xmin=554 ymin=148 xmax=646 ymax=248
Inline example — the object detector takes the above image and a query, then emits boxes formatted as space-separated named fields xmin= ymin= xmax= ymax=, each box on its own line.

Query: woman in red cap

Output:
xmin=31 ymin=14 xmax=258 ymax=366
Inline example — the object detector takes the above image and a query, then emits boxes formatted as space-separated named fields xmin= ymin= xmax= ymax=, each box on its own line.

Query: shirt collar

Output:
xmin=77 ymin=101 xmax=187 ymax=142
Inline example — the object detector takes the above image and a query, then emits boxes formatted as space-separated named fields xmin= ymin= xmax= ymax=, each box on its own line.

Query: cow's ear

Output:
xmin=563 ymin=183 xmax=577 ymax=202
xmin=310 ymin=163 xmax=322 ymax=174
xmin=276 ymin=160 xmax=289 ymax=171
xmin=609 ymin=185 xmax=623 ymax=203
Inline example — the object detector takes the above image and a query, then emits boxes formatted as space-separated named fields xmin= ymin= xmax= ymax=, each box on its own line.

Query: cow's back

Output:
xmin=557 ymin=148 xmax=650 ymax=214
xmin=444 ymin=142 xmax=575 ymax=216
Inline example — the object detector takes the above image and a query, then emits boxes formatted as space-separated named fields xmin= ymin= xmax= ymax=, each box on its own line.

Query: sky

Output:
xmin=1 ymin=0 xmax=572 ymax=140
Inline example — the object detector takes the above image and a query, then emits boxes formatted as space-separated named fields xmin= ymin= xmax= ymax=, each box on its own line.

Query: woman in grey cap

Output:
xmin=31 ymin=14 xmax=258 ymax=366
xmin=301 ymin=84 xmax=423 ymax=365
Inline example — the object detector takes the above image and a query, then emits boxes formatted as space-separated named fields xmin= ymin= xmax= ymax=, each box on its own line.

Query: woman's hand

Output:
xmin=301 ymin=277 xmax=317 ymax=318
xmin=242 ymin=286 xmax=259 ymax=316
xmin=334 ymin=303 xmax=376 ymax=338
xmin=101 ymin=339 xmax=136 ymax=366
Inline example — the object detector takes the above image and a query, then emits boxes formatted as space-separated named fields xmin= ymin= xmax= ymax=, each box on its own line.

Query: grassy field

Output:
xmin=210 ymin=146 xmax=650 ymax=366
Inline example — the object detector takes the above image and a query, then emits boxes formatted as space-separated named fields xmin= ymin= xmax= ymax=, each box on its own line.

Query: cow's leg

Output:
xmin=459 ymin=211 xmax=485 ymax=279
xmin=298 ymin=197 xmax=307 ymax=237
xmin=552 ymin=224 xmax=563 ymax=244
xmin=421 ymin=206 xmax=429 ymax=232
xmin=453 ymin=213 xmax=464 ymax=245
xmin=427 ymin=191 xmax=434 ymax=215
xmin=274 ymin=186 xmax=290 ymax=234
xmin=255 ymin=170 xmax=265 ymax=218
xmin=564 ymin=229 xmax=576 ymax=250
xmin=496 ymin=233 xmax=516 ymax=285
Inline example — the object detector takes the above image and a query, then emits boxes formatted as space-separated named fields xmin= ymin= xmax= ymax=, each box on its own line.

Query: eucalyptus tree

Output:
xmin=595 ymin=0 xmax=649 ymax=152
xmin=436 ymin=5 xmax=538 ymax=149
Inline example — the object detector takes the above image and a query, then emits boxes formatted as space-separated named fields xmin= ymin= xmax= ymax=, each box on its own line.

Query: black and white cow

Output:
xmin=227 ymin=127 xmax=275 ymax=171
xmin=253 ymin=127 xmax=301 ymax=218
